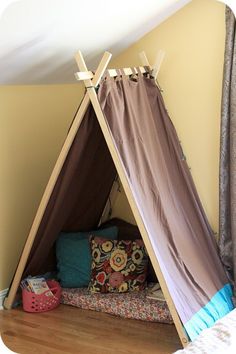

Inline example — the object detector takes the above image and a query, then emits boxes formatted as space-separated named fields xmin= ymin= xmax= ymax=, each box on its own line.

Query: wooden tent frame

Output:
xmin=4 ymin=51 xmax=188 ymax=347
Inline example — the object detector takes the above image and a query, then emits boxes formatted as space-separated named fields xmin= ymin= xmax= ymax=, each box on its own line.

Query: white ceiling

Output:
xmin=0 ymin=0 xmax=191 ymax=84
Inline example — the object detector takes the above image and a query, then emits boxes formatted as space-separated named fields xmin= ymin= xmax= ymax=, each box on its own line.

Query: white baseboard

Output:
xmin=0 ymin=289 xmax=8 ymax=310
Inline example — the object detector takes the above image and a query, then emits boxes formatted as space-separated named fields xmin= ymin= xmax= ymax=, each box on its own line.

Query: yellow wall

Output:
xmin=0 ymin=0 xmax=226 ymax=292
xmin=0 ymin=84 xmax=83 ymax=291
xmin=110 ymin=0 xmax=226 ymax=231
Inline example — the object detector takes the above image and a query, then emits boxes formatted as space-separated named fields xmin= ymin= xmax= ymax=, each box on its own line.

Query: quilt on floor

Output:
xmin=175 ymin=309 xmax=236 ymax=354
xmin=61 ymin=287 xmax=172 ymax=323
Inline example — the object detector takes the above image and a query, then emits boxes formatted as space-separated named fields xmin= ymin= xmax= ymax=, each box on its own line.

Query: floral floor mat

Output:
xmin=61 ymin=287 xmax=173 ymax=323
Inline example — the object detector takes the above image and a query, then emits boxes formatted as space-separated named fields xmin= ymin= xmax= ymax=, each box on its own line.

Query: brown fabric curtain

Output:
xmin=98 ymin=70 xmax=231 ymax=338
xmin=219 ymin=7 xmax=236 ymax=299
xmin=23 ymin=104 xmax=116 ymax=276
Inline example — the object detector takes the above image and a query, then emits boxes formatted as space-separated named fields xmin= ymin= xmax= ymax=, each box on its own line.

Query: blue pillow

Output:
xmin=56 ymin=226 xmax=118 ymax=288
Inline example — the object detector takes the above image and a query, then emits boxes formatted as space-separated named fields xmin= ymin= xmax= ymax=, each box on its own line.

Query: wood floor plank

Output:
xmin=0 ymin=305 xmax=182 ymax=354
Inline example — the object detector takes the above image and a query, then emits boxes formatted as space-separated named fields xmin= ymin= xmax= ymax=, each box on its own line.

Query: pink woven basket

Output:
xmin=22 ymin=280 xmax=61 ymax=313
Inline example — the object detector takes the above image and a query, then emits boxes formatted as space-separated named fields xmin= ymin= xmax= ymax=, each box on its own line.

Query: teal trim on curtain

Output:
xmin=184 ymin=284 xmax=234 ymax=341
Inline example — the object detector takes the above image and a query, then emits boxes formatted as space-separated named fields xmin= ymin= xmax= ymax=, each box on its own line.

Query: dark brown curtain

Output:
xmin=98 ymin=70 xmax=232 ymax=339
xmin=219 ymin=7 xmax=236 ymax=299
xmin=23 ymin=104 xmax=116 ymax=276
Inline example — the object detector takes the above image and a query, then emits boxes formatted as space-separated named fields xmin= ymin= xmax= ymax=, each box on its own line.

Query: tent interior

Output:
xmin=4 ymin=50 xmax=234 ymax=349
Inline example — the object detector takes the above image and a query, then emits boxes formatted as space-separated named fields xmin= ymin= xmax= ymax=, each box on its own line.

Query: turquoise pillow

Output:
xmin=56 ymin=226 xmax=118 ymax=288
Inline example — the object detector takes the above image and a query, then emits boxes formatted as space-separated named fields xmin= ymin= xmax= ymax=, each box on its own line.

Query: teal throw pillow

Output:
xmin=56 ymin=226 xmax=118 ymax=288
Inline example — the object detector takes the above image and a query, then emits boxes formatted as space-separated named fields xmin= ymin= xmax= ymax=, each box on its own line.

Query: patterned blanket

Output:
xmin=61 ymin=287 xmax=172 ymax=323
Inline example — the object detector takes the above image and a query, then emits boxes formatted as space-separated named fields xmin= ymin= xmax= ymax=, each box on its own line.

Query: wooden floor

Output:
xmin=0 ymin=305 xmax=182 ymax=354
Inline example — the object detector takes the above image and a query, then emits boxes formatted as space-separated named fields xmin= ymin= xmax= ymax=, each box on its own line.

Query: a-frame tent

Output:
xmin=4 ymin=51 xmax=234 ymax=347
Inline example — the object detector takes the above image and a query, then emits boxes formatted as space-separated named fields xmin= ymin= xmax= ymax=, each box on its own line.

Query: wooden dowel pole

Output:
xmin=4 ymin=50 xmax=112 ymax=310
xmin=76 ymin=50 xmax=188 ymax=348
xmin=4 ymin=93 xmax=90 ymax=310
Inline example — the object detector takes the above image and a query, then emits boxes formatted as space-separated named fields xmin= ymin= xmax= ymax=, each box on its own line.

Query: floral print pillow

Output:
xmin=88 ymin=237 xmax=148 ymax=293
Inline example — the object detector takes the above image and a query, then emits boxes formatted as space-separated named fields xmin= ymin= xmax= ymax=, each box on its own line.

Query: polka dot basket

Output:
xmin=22 ymin=280 xmax=61 ymax=313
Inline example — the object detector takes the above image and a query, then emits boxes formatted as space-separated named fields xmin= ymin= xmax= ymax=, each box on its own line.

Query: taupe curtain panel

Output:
xmin=98 ymin=70 xmax=233 ymax=340
xmin=219 ymin=7 xmax=236 ymax=301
